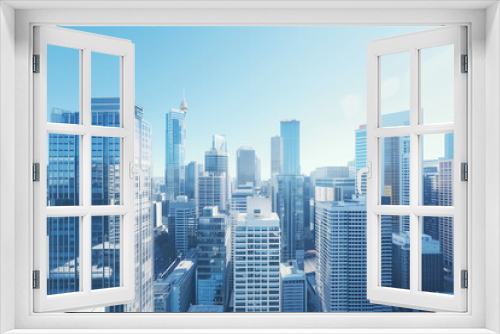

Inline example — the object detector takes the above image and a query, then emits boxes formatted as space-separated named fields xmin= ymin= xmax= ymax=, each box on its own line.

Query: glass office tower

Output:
xmin=196 ymin=207 xmax=229 ymax=309
xmin=165 ymin=98 xmax=187 ymax=201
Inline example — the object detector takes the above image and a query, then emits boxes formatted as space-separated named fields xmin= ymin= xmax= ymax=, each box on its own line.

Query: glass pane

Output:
xmin=92 ymin=136 xmax=120 ymax=205
xmin=380 ymin=52 xmax=410 ymax=127
xmin=421 ymin=45 xmax=454 ymax=124
xmin=47 ymin=216 xmax=80 ymax=295
xmin=92 ymin=215 xmax=121 ymax=290
xmin=91 ymin=52 xmax=121 ymax=127
xmin=47 ymin=133 xmax=80 ymax=206
xmin=381 ymin=136 xmax=410 ymax=205
xmin=381 ymin=215 xmax=410 ymax=290
xmin=421 ymin=216 xmax=454 ymax=294
xmin=421 ymin=133 xmax=454 ymax=206
xmin=47 ymin=45 xmax=80 ymax=124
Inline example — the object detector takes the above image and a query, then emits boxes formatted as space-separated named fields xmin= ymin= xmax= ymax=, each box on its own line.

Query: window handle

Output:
xmin=129 ymin=161 xmax=145 ymax=194
xmin=357 ymin=162 xmax=372 ymax=195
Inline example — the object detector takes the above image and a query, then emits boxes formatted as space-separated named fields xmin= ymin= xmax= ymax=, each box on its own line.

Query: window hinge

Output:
xmin=461 ymin=162 xmax=468 ymax=182
xmin=461 ymin=54 xmax=468 ymax=73
xmin=33 ymin=270 xmax=40 ymax=289
xmin=33 ymin=163 xmax=40 ymax=182
xmin=461 ymin=270 xmax=468 ymax=289
xmin=33 ymin=54 xmax=40 ymax=73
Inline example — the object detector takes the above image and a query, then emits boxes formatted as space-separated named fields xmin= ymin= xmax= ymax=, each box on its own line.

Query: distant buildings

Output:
xmin=204 ymin=135 xmax=231 ymax=210
xmin=165 ymin=98 xmax=188 ymax=201
xmin=236 ymin=146 xmax=257 ymax=187
xmin=185 ymin=161 xmax=202 ymax=202
xmin=280 ymin=261 xmax=307 ymax=312
xmin=233 ymin=196 xmax=281 ymax=312
xmin=230 ymin=183 xmax=255 ymax=213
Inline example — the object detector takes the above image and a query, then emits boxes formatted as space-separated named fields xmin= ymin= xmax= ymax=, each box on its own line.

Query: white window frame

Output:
xmin=1 ymin=1 xmax=498 ymax=333
xmin=366 ymin=26 xmax=468 ymax=312
xmin=33 ymin=25 xmax=136 ymax=312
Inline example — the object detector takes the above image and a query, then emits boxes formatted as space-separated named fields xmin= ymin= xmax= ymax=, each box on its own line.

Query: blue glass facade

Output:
xmin=196 ymin=207 xmax=228 ymax=308
xmin=280 ymin=120 xmax=300 ymax=176
xmin=165 ymin=101 xmax=187 ymax=201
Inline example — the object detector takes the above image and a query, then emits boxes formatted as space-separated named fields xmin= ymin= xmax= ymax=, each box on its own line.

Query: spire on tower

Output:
xmin=180 ymin=88 xmax=188 ymax=112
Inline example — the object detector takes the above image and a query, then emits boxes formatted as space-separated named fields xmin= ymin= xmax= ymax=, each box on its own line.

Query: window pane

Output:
xmin=92 ymin=136 xmax=120 ymax=205
xmin=420 ymin=45 xmax=454 ymax=124
xmin=91 ymin=52 xmax=121 ymax=127
xmin=381 ymin=215 xmax=410 ymax=290
xmin=380 ymin=52 xmax=410 ymax=127
xmin=47 ymin=216 xmax=80 ymax=295
xmin=47 ymin=133 xmax=80 ymax=206
xmin=421 ymin=216 xmax=454 ymax=294
xmin=92 ymin=215 xmax=121 ymax=290
xmin=47 ymin=45 xmax=80 ymax=124
xmin=381 ymin=136 xmax=410 ymax=205
xmin=421 ymin=133 xmax=454 ymax=206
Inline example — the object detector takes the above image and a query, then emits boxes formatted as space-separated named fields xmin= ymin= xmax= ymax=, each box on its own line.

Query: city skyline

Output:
xmin=59 ymin=26 xmax=442 ymax=179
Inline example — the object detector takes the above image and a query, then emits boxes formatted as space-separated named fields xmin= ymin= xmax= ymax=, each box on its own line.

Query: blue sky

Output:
xmin=54 ymin=25 xmax=447 ymax=178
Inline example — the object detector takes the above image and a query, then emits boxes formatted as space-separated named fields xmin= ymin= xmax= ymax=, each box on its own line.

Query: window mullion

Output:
xmin=409 ymin=47 xmax=420 ymax=294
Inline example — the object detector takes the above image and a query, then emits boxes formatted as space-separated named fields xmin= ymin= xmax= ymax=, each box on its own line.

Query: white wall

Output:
xmin=0 ymin=2 xmax=16 ymax=333
xmin=485 ymin=2 xmax=500 ymax=333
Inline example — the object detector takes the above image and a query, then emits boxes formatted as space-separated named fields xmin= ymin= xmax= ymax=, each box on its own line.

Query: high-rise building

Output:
xmin=154 ymin=259 xmax=197 ymax=312
xmin=196 ymin=207 xmax=229 ymax=309
xmin=168 ymin=196 xmax=198 ymax=257
xmin=270 ymin=136 xmax=283 ymax=177
xmin=198 ymin=174 xmax=227 ymax=214
xmin=47 ymin=99 xmax=154 ymax=312
xmin=236 ymin=146 xmax=256 ymax=187
xmin=277 ymin=119 xmax=305 ymax=269
xmin=277 ymin=175 xmax=305 ymax=268
xmin=233 ymin=196 xmax=281 ymax=313
xmin=280 ymin=120 xmax=301 ymax=175
xmin=205 ymin=134 xmax=230 ymax=208
xmin=270 ymin=136 xmax=283 ymax=212
xmin=315 ymin=197 xmax=392 ymax=312
xmin=132 ymin=104 xmax=154 ymax=312
xmin=185 ymin=161 xmax=202 ymax=202
xmin=255 ymin=155 xmax=261 ymax=188
xmin=165 ymin=98 xmax=188 ymax=201
xmin=280 ymin=261 xmax=307 ymax=312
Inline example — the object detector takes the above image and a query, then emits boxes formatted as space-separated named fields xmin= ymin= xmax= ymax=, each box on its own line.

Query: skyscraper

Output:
xmin=154 ymin=259 xmax=197 ymax=312
xmin=270 ymin=136 xmax=283 ymax=177
xmin=280 ymin=120 xmax=301 ymax=175
xmin=168 ymin=195 xmax=198 ymax=257
xmin=165 ymin=98 xmax=187 ymax=201
xmin=315 ymin=197 xmax=392 ymax=312
xmin=236 ymin=146 xmax=256 ymax=187
xmin=233 ymin=196 xmax=281 ymax=313
xmin=185 ymin=161 xmax=202 ymax=202
xmin=277 ymin=119 xmax=304 ymax=268
xmin=196 ymin=207 xmax=229 ymax=309
xmin=198 ymin=174 xmax=227 ymax=214
xmin=205 ymin=134 xmax=230 ymax=208
xmin=270 ymin=136 xmax=283 ymax=212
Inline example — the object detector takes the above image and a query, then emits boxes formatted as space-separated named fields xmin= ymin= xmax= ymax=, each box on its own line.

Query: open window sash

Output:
xmin=366 ymin=26 xmax=467 ymax=312
xmin=33 ymin=26 xmax=135 ymax=312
